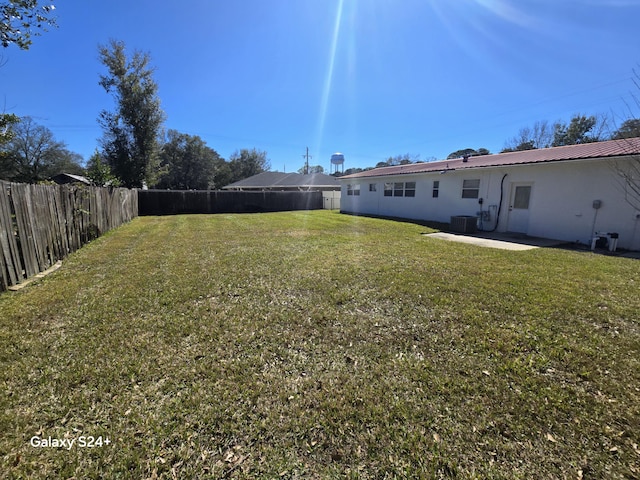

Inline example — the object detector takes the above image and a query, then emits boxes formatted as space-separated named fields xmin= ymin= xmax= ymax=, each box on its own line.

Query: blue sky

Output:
xmin=1 ymin=0 xmax=639 ymax=172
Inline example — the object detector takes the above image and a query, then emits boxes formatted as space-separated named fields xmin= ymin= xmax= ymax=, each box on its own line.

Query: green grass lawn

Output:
xmin=1 ymin=211 xmax=638 ymax=479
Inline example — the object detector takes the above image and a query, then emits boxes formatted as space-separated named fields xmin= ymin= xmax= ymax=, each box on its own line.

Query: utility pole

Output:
xmin=302 ymin=147 xmax=312 ymax=174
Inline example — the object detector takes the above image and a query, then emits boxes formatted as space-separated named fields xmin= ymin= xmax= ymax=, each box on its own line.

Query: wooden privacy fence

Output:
xmin=0 ymin=181 xmax=138 ymax=292
xmin=138 ymin=190 xmax=323 ymax=216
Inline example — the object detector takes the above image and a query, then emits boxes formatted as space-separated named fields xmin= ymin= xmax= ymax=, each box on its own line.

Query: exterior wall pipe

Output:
xmin=484 ymin=174 xmax=507 ymax=232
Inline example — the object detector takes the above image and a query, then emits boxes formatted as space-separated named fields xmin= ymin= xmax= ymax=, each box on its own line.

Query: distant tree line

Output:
xmin=0 ymin=114 xmax=270 ymax=188
xmin=0 ymin=38 xmax=270 ymax=188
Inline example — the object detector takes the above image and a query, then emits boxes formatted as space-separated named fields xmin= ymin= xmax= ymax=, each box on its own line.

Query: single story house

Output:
xmin=223 ymin=172 xmax=341 ymax=209
xmin=339 ymin=137 xmax=640 ymax=251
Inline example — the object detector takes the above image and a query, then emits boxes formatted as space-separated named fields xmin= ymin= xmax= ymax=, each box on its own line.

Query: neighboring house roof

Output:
xmin=340 ymin=137 xmax=640 ymax=180
xmin=223 ymin=171 xmax=341 ymax=189
xmin=50 ymin=173 xmax=91 ymax=185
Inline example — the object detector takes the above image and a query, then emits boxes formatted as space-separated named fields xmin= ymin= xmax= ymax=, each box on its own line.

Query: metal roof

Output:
xmin=340 ymin=137 xmax=640 ymax=180
xmin=50 ymin=173 xmax=91 ymax=185
xmin=223 ymin=171 xmax=341 ymax=189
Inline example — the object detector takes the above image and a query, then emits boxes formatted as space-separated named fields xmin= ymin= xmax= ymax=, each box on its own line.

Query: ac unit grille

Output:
xmin=450 ymin=215 xmax=478 ymax=233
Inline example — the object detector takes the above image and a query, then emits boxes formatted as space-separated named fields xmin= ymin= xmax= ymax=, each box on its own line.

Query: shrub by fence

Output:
xmin=0 ymin=181 xmax=138 ymax=291
xmin=138 ymin=190 xmax=323 ymax=216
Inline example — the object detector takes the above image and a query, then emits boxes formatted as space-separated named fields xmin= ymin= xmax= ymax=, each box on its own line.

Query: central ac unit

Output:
xmin=450 ymin=215 xmax=478 ymax=233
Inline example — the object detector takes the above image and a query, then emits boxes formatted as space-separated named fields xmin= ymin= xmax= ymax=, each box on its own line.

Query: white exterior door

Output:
xmin=507 ymin=183 xmax=532 ymax=234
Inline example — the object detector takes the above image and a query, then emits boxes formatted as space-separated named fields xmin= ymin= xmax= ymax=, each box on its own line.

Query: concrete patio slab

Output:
xmin=424 ymin=232 xmax=565 ymax=251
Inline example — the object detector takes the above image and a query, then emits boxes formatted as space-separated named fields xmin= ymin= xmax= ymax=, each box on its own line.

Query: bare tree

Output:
xmin=611 ymin=67 xmax=640 ymax=210
xmin=613 ymin=152 xmax=640 ymax=210
xmin=0 ymin=116 xmax=82 ymax=183
xmin=502 ymin=120 xmax=554 ymax=152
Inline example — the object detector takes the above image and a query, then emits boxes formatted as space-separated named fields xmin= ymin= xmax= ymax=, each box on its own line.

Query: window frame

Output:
xmin=405 ymin=181 xmax=416 ymax=197
xmin=462 ymin=179 xmax=480 ymax=199
xmin=383 ymin=181 xmax=416 ymax=198
xmin=513 ymin=185 xmax=531 ymax=209
xmin=346 ymin=184 xmax=361 ymax=196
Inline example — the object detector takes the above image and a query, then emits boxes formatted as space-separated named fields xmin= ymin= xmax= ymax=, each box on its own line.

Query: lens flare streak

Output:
xmin=315 ymin=0 xmax=345 ymax=157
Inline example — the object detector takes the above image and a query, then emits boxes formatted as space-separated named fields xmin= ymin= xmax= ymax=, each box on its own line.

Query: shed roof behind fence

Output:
xmin=50 ymin=173 xmax=91 ymax=185
xmin=340 ymin=137 xmax=640 ymax=180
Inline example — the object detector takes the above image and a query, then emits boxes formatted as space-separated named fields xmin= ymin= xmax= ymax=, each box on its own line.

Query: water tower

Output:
xmin=330 ymin=152 xmax=345 ymax=174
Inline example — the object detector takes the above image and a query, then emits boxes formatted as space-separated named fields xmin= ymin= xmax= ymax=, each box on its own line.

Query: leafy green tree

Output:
xmin=0 ymin=112 xmax=19 ymax=146
xmin=501 ymin=141 xmax=535 ymax=153
xmin=612 ymin=118 xmax=640 ymax=140
xmin=552 ymin=114 xmax=606 ymax=147
xmin=51 ymin=150 xmax=84 ymax=176
xmin=447 ymin=148 xmax=490 ymax=160
xmin=0 ymin=116 xmax=82 ymax=182
xmin=213 ymin=159 xmax=232 ymax=190
xmin=297 ymin=165 xmax=324 ymax=174
xmin=156 ymin=130 xmax=224 ymax=189
xmin=1 ymin=0 xmax=56 ymax=49
xmin=227 ymin=148 xmax=270 ymax=184
xmin=0 ymin=112 xmax=19 ymax=178
xmin=388 ymin=153 xmax=420 ymax=165
xmin=86 ymin=150 xmax=119 ymax=186
xmin=98 ymin=39 xmax=165 ymax=188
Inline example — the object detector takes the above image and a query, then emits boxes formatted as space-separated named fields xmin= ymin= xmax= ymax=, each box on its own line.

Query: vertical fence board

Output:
xmin=0 ymin=182 xmax=138 ymax=292
xmin=0 ymin=182 xmax=22 ymax=287
xmin=10 ymin=184 xmax=38 ymax=278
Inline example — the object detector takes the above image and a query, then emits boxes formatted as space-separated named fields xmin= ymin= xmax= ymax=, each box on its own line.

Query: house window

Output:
xmin=369 ymin=183 xmax=377 ymax=192
xmin=513 ymin=185 xmax=531 ymax=209
xmin=346 ymin=184 xmax=360 ymax=196
xmin=432 ymin=180 xmax=439 ymax=198
xmin=383 ymin=182 xmax=416 ymax=197
xmin=462 ymin=179 xmax=480 ymax=199
xmin=405 ymin=182 xmax=416 ymax=197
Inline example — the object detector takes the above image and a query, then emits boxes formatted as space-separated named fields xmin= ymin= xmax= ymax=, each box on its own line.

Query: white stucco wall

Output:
xmin=340 ymin=158 xmax=640 ymax=251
